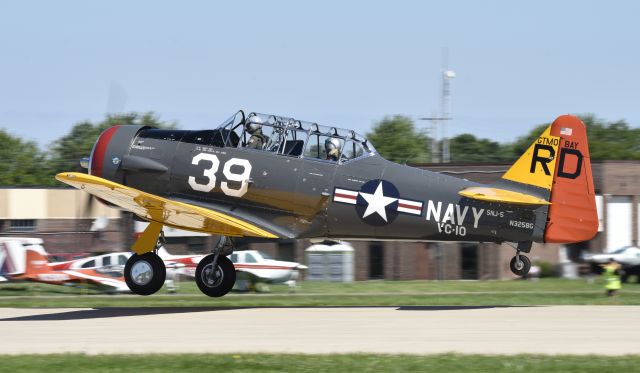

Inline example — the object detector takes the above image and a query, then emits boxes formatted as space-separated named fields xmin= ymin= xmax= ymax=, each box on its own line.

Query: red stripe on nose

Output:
xmin=90 ymin=126 xmax=120 ymax=177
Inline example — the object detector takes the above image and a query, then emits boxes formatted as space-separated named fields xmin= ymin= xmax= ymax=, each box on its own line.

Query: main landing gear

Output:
xmin=509 ymin=241 xmax=532 ymax=277
xmin=124 ymin=218 xmax=236 ymax=297
xmin=124 ymin=252 xmax=166 ymax=295
xmin=124 ymin=227 xmax=167 ymax=296
xmin=195 ymin=236 xmax=236 ymax=297
xmin=124 ymin=220 xmax=238 ymax=297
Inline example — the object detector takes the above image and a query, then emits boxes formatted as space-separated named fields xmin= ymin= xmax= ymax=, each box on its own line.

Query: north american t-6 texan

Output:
xmin=56 ymin=111 xmax=598 ymax=297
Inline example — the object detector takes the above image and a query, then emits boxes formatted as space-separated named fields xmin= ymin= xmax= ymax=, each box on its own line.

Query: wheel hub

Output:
xmin=202 ymin=263 xmax=223 ymax=288
xmin=514 ymin=259 xmax=524 ymax=271
xmin=131 ymin=260 xmax=153 ymax=286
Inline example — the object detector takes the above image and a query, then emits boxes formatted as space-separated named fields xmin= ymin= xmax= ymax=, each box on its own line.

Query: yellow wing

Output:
xmin=458 ymin=186 xmax=550 ymax=205
xmin=56 ymin=172 xmax=278 ymax=239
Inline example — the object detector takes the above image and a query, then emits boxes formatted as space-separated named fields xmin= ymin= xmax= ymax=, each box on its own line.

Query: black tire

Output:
xmin=124 ymin=252 xmax=166 ymax=296
xmin=195 ymin=254 xmax=236 ymax=297
xmin=510 ymin=255 xmax=532 ymax=277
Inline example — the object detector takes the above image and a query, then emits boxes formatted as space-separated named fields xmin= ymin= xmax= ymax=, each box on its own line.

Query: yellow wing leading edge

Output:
xmin=56 ymin=172 xmax=278 ymax=253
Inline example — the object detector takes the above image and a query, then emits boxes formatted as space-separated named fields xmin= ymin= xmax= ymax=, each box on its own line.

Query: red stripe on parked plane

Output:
xmin=234 ymin=264 xmax=296 ymax=270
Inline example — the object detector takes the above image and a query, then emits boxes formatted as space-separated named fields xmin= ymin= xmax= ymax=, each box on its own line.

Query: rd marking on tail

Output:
xmin=502 ymin=125 xmax=559 ymax=190
xmin=557 ymin=147 xmax=583 ymax=179
xmin=524 ymin=130 xmax=584 ymax=181
xmin=530 ymin=143 xmax=556 ymax=176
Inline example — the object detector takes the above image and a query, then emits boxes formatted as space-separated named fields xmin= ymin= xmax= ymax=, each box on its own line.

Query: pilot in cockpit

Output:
xmin=245 ymin=116 xmax=266 ymax=150
xmin=325 ymin=137 xmax=341 ymax=161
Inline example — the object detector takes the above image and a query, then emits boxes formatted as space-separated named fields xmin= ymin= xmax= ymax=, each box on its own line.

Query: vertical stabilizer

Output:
xmin=23 ymin=249 xmax=49 ymax=276
xmin=501 ymin=115 xmax=598 ymax=243
xmin=544 ymin=115 xmax=598 ymax=243
xmin=502 ymin=124 xmax=560 ymax=191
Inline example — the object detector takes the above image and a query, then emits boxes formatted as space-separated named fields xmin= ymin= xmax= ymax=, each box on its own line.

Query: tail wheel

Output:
xmin=510 ymin=255 xmax=532 ymax=277
xmin=124 ymin=252 xmax=166 ymax=296
xmin=195 ymin=254 xmax=236 ymax=297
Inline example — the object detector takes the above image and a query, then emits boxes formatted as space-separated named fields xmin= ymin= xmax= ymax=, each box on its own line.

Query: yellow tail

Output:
xmin=502 ymin=125 xmax=559 ymax=191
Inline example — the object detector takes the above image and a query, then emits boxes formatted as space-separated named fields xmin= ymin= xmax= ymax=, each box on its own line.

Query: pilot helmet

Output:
xmin=325 ymin=137 xmax=341 ymax=152
xmin=245 ymin=115 xmax=263 ymax=134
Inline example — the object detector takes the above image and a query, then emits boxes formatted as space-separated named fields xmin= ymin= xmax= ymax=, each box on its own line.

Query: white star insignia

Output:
xmin=359 ymin=181 xmax=397 ymax=222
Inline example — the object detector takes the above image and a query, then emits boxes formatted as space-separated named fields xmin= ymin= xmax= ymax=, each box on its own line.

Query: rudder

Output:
xmin=544 ymin=115 xmax=598 ymax=243
xmin=23 ymin=249 xmax=49 ymax=275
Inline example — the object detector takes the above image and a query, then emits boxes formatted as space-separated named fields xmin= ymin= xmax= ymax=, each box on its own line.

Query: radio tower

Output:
xmin=441 ymin=51 xmax=455 ymax=163
xmin=420 ymin=50 xmax=455 ymax=163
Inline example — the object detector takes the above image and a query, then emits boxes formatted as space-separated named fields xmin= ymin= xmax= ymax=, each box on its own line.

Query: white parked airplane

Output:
xmin=583 ymin=246 xmax=640 ymax=266
xmin=583 ymin=246 xmax=640 ymax=283
xmin=156 ymin=247 xmax=308 ymax=289
xmin=49 ymin=250 xmax=189 ymax=292
xmin=229 ymin=250 xmax=307 ymax=291
xmin=12 ymin=241 xmax=307 ymax=292
xmin=49 ymin=252 xmax=130 ymax=271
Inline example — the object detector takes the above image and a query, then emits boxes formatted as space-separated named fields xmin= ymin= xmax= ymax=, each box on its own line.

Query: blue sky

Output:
xmin=1 ymin=1 xmax=638 ymax=146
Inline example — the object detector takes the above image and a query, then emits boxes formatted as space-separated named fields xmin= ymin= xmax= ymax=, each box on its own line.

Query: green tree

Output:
xmin=580 ymin=115 xmax=640 ymax=160
xmin=367 ymin=115 xmax=430 ymax=164
xmin=449 ymin=134 xmax=513 ymax=163
xmin=0 ymin=129 xmax=49 ymax=186
xmin=511 ymin=114 xmax=640 ymax=161
xmin=47 ymin=112 xmax=177 ymax=178
xmin=510 ymin=123 xmax=549 ymax=157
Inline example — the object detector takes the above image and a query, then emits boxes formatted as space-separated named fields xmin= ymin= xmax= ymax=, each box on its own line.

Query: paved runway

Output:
xmin=1 ymin=306 xmax=638 ymax=355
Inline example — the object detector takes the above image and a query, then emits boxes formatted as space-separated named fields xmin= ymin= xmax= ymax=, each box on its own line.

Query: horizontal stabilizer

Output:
xmin=458 ymin=187 xmax=550 ymax=205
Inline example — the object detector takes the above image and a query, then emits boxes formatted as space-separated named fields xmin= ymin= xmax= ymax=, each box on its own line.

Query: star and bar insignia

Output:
xmin=333 ymin=179 xmax=423 ymax=226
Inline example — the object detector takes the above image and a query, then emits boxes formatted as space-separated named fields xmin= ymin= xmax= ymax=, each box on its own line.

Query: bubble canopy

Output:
xmin=215 ymin=110 xmax=376 ymax=162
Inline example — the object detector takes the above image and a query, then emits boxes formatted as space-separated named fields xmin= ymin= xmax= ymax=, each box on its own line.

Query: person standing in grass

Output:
xmin=602 ymin=259 xmax=622 ymax=297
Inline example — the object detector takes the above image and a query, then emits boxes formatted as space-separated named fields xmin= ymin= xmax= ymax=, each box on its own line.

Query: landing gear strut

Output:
xmin=195 ymin=236 xmax=236 ymax=297
xmin=124 ymin=227 xmax=166 ymax=296
xmin=509 ymin=241 xmax=532 ymax=277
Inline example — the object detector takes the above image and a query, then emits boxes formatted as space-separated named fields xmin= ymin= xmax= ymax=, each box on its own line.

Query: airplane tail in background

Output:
xmin=23 ymin=249 xmax=49 ymax=276
xmin=502 ymin=115 xmax=598 ymax=243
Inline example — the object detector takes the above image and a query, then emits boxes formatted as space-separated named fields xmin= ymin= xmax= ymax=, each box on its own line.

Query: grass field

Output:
xmin=2 ymin=281 xmax=638 ymax=371
xmin=0 ymin=278 xmax=638 ymax=307
xmin=1 ymin=353 xmax=639 ymax=373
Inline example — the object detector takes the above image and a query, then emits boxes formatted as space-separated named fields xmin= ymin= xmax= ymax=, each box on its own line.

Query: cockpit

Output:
xmin=215 ymin=110 xmax=376 ymax=163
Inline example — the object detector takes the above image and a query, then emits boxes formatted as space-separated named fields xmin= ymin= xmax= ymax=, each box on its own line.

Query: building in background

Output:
xmin=0 ymin=187 xmax=128 ymax=252
xmin=1 ymin=160 xmax=638 ymax=279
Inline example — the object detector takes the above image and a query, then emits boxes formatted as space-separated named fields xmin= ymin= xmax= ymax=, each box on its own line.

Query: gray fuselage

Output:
xmin=101 ymin=125 xmax=546 ymax=244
